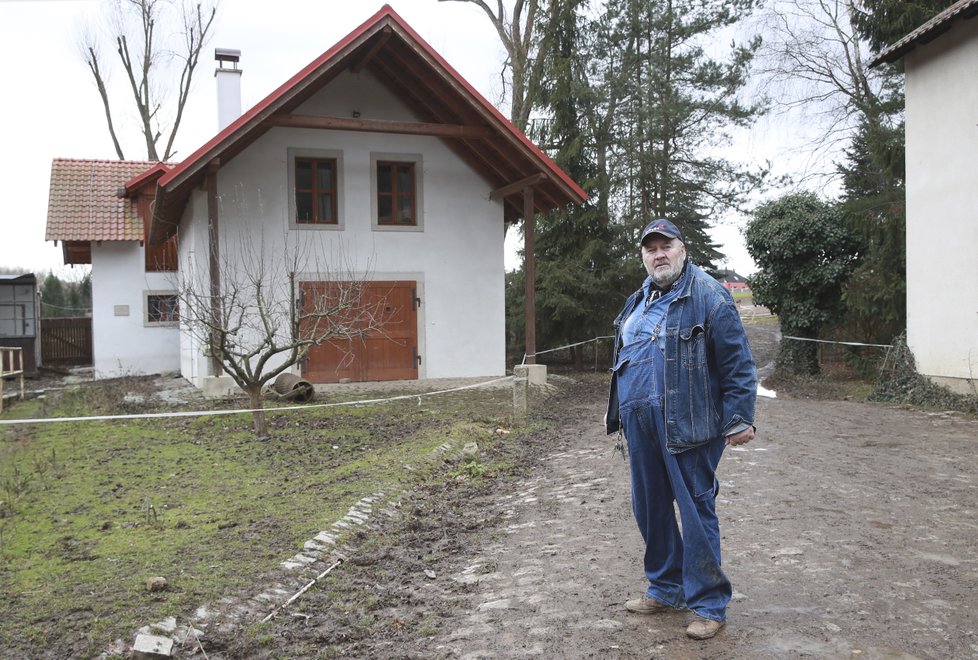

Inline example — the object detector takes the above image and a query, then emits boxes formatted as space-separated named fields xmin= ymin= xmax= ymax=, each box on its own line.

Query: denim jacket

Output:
xmin=605 ymin=262 xmax=756 ymax=453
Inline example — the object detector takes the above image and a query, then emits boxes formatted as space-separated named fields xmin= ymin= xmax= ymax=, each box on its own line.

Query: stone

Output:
xmin=132 ymin=633 xmax=174 ymax=658
xmin=145 ymin=576 xmax=167 ymax=592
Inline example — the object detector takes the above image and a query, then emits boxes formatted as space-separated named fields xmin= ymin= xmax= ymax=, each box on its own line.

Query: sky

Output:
xmin=0 ymin=0 xmax=781 ymax=279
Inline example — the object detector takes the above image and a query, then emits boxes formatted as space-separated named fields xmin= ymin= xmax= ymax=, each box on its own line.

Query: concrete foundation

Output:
xmin=202 ymin=375 xmax=238 ymax=398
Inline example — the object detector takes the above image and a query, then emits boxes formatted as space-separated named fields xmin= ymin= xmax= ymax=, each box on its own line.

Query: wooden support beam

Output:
xmin=489 ymin=173 xmax=547 ymax=201
xmin=523 ymin=186 xmax=537 ymax=365
xmin=265 ymin=114 xmax=490 ymax=139
xmin=350 ymin=28 xmax=392 ymax=73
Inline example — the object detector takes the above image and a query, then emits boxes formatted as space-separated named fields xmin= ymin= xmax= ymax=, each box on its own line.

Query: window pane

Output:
xmin=378 ymin=195 xmax=392 ymax=224
xmin=317 ymin=161 xmax=333 ymax=191
xmin=377 ymin=164 xmax=392 ymax=193
xmin=397 ymin=164 xmax=413 ymax=192
xmin=148 ymin=295 xmax=178 ymax=323
xmin=296 ymin=159 xmax=312 ymax=189
xmin=398 ymin=196 xmax=414 ymax=224
xmin=296 ymin=192 xmax=313 ymax=222
xmin=318 ymin=194 xmax=334 ymax=223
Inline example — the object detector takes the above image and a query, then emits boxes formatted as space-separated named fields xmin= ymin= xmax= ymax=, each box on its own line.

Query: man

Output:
xmin=605 ymin=218 xmax=756 ymax=640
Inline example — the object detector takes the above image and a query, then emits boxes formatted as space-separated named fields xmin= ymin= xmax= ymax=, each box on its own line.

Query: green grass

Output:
xmin=0 ymin=378 xmax=520 ymax=657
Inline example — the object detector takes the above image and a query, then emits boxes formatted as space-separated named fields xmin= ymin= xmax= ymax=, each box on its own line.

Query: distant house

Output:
xmin=45 ymin=5 xmax=585 ymax=389
xmin=716 ymin=269 xmax=750 ymax=294
xmin=872 ymin=0 xmax=978 ymax=395
xmin=0 ymin=273 xmax=39 ymax=375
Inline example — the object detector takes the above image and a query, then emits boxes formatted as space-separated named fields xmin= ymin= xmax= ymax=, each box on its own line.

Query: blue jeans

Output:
xmin=617 ymin=344 xmax=731 ymax=622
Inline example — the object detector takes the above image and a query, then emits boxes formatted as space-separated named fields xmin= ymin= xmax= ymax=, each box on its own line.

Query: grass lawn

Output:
xmin=0 ymin=376 xmax=524 ymax=657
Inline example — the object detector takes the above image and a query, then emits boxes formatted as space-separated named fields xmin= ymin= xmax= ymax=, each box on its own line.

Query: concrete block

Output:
xmin=133 ymin=633 xmax=174 ymax=658
xmin=202 ymin=375 xmax=238 ymax=398
xmin=514 ymin=364 xmax=547 ymax=385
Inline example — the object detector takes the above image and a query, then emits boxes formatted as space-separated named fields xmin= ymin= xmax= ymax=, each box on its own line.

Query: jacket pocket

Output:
xmin=679 ymin=324 xmax=707 ymax=369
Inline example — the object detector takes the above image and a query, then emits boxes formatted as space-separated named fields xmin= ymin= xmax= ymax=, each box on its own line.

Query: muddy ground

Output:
xmin=195 ymin=322 xmax=978 ymax=660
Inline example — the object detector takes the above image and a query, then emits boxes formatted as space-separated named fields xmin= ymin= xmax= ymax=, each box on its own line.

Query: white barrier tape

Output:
xmin=0 ymin=376 xmax=513 ymax=427
xmin=523 ymin=335 xmax=614 ymax=364
xmin=781 ymin=335 xmax=892 ymax=349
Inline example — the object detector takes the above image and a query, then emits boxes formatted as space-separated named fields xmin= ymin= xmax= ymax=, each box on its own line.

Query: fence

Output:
xmin=41 ymin=317 xmax=93 ymax=367
xmin=1 ymin=346 xmax=25 ymax=410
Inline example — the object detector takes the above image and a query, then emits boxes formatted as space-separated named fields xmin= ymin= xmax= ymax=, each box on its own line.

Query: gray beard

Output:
xmin=651 ymin=261 xmax=683 ymax=287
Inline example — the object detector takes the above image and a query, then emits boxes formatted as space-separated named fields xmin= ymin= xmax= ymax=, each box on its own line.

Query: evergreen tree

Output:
xmin=602 ymin=0 xmax=765 ymax=269
xmin=852 ymin=0 xmax=956 ymax=53
xmin=39 ymin=274 xmax=67 ymax=319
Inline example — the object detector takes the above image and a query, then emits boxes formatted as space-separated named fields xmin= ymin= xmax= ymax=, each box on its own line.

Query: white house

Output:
xmin=46 ymin=5 xmax=586 ymax=388
xmin=872 ymin=0 xmax=978 ymax=396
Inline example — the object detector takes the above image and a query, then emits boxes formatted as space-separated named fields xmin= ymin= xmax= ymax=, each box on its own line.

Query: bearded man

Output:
xmin=605 ymin=218 xmax=757 ymax=639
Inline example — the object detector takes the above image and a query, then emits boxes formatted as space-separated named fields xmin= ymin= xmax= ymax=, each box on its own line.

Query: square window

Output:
xmin=146 ymin=293 xmax=178 ymax=326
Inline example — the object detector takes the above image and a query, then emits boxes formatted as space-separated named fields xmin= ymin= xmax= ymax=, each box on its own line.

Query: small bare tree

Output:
xmin=176 ymin=237 xmax=388 ymax=437
xmin=80 ymin=0 xmax=218 ymax=161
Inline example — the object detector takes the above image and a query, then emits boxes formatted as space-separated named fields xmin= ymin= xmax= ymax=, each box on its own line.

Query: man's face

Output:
xmin=642 ymin=236 xmax=686 ymax=286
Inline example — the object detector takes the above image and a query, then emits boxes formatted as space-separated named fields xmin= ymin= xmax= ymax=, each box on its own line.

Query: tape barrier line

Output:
xmin=781 ymin=335 xmax=893 ymax=349
xmin=0 ymin=376 xmax=514 ymax=427
xmin=523 ymin=335 xmax=614 ymax=364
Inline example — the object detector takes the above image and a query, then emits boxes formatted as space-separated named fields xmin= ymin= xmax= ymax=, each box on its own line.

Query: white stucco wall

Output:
xmin=176 ymin=70 xmax=507 ymax=384
xmin=90 ymin=242 xmax=181 ymax=378
xmin=904 ymin=20 xmax=978 ymax=393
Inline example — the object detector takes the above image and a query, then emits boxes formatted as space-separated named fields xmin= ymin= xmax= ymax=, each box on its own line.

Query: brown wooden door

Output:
xmin=300 ymin=281 xmax=418 ymax=383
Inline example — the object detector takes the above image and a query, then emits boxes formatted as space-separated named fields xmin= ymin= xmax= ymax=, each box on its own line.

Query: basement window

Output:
xmin=145 ymin=292 xmax=179 ymax=326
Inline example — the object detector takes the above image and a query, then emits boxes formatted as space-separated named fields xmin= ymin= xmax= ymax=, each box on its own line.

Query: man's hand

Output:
xmin=725 ymin=427 xmax=754 ymax=447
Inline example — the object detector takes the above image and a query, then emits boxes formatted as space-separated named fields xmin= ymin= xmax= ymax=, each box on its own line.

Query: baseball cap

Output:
xmin=639 ymin=219 xmax=684 ymax=245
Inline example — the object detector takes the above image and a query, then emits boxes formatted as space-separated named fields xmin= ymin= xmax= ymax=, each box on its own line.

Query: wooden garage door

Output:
xmin=299 ymin=280 xmax=419 ymax=383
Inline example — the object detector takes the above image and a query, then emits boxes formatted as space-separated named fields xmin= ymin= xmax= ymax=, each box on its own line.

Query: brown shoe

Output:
xmin=625 ymin=595 xmax=671 ymax=614
xmin=686 ymin=617 xmax=725 ymax=640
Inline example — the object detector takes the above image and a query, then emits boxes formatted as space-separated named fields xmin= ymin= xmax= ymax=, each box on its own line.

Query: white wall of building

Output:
xmin=90 ymin=242 xmax=181 ymax=378
xmin=904 ymin=21 xmax=978 ymax=393
xmin=176 ymin=70 xmax=507 ymax=384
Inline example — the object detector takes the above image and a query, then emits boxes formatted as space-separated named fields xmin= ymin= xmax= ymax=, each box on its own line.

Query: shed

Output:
xmin=0 ymin=273 xmax=40 ymax=375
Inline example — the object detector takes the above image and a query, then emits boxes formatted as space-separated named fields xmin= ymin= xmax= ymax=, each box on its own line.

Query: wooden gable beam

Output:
xmin=350 ymin=27 xmax=393 ymax=73
xmin=489 ymin=173 xmax=548 ymax=201
xmin=265 ymin=114 xmax=489 ymax=139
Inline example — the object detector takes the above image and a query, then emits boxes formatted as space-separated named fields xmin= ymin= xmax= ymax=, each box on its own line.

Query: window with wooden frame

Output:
xmin=145 ymin=292 xmax=179 ymax=326
xmin=376 ymin=161 xmax=417 ymax=226
xmin=295 ymin=157 xmax=338 ymax=225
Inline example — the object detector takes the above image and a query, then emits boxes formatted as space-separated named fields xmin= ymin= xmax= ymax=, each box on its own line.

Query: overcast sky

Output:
xmin=0 ymin=0 xmax=779 ymax=278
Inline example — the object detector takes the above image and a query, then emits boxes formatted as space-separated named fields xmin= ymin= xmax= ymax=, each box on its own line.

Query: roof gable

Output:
xmin=150 ymin=4 xmax=586 ymax=244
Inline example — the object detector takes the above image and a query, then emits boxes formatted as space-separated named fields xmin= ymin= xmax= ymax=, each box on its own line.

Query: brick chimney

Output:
xmin=215 ymin=48 xmax=242 ymax=131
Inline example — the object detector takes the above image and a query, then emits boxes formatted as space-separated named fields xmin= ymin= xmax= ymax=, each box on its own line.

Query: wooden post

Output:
xmin=523 ymin=187 xmax=536 ymax=365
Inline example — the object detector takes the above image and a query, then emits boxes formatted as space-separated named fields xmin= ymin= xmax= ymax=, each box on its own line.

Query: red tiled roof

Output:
xmin=45 ymin=159 xmax=167 ymax=242
xmin=871 ymin=0 xmax=978 ymax=66
xmin=149 ymin=4 xmax=587 ymax=244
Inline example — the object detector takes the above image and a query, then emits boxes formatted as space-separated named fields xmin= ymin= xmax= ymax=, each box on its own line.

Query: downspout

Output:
xmin=206 ymin=162 xmax=223 ymax=377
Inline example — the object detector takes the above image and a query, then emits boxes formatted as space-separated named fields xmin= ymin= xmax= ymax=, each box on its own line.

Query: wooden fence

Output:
xmin=41 ymin=317 xmax=93 ymax=367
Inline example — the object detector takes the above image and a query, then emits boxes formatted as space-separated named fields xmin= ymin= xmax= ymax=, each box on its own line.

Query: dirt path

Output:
xmin=208 ymin=323 xmax=978 ymax=659
xmin=400 ymin=390 xmax=977 ymax=659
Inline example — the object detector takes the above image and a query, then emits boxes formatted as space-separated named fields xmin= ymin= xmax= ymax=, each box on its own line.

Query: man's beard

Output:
xmin=650 ymin=257 xmax=684 ymax=287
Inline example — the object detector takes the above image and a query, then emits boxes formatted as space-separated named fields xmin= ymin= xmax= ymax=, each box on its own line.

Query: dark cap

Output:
xmin=639 ymin=219 xmax=684 ymax=245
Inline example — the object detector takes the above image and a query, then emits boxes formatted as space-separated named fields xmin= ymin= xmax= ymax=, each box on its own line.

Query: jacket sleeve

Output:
xmin=708 ymin=297 xmax=757 ymax=434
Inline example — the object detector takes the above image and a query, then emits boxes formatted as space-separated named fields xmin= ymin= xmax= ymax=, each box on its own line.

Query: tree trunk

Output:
xmin=247 ymin=384 xmax=268 ymax=438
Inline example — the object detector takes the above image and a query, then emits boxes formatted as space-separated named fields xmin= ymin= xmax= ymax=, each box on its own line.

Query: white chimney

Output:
xmin=215 ymin=48 xmax=242 ymax=131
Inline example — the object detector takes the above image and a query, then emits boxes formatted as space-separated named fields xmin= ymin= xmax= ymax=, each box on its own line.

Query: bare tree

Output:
xmin=176 ymin=237 xmax=388 ymax=437
xmin=753 ymin=0 xmax=899 ymax=183
xmin=80 ymin=0 xmax=218 ymax=161
xmin=439 ymin=0 xmax=558 ymax=132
